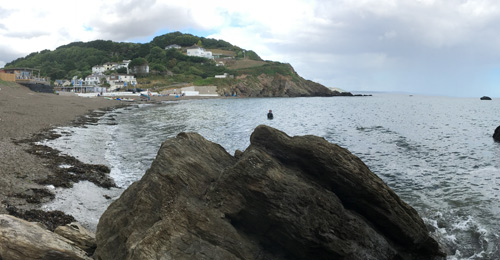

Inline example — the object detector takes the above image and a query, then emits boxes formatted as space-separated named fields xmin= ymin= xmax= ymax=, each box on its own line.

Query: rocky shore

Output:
xmin=94 ymin=125 xmax=445 ymax=259
xmin=0 ymin=83 xmax=122 ymax=218
xmin=0 ymin=83 xmax=218 ymax=218
xmin=1 ymin=83 xmax=444 ymax=259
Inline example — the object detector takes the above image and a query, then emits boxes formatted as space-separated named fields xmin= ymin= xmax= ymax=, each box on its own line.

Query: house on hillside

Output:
xmin=92 ymin=60 xmax=131 ymax=75
xmin=84 ymin=74 xmax=103 ymax=86
xmin=186 ymin=45 xmax=213 ymax=59
xmin=118 ymin=60 xmax=131 ymax=69
xmin=165 ymin=44 xmax=181 ymax=50
xmin=106 ymin=74 xmax=137 ymax=91
xmin=92 ymin=65 xmax=106 ymax=75
xmin=103 ymin=62 xmax=115 ymax=71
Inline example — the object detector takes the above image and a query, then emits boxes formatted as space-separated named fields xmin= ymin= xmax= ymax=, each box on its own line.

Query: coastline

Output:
xmin=0 ymin=83 xmax=365 ymax=228
xmin=0 ymin=83 xmax=124 ymax=216
xmin=0 ymin=82 xmax=217 ymax=222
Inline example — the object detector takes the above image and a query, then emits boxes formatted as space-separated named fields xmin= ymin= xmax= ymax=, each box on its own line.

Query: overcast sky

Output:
xmin=1 ymin=0 xmax=500 ymax=97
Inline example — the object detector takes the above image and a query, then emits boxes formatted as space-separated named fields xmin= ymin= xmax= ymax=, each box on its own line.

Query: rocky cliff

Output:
xmin=95 ymin=125 xmax=444 ymax=259
xmin=220 ymin=64 xmax=352 ymax=97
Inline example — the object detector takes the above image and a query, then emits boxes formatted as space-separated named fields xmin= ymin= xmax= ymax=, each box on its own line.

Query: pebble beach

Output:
xmin=0 ymin=82 xmax=125 ymax=215
xmin=0 ymin=82 xmax=220 ymax=219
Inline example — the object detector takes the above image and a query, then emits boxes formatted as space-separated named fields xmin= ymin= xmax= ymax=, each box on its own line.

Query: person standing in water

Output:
xmin=267 ymin=110 xmax=274 ymax=120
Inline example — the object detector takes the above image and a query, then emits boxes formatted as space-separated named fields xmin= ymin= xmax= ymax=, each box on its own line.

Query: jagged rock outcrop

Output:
xmin=0 ymin=214 xmax=91 ymax=260
xmin=95 ymin=125 xmax=444 ymax=260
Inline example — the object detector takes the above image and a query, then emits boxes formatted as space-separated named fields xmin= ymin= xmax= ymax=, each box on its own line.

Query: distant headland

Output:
xmin=2 ymin=32 xmax=353 ymax=98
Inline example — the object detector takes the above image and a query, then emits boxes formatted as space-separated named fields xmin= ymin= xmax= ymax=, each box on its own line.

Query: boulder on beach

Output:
xmin=480 ymin=96 xmax=492 ymax=100
xmin=0 ymin=214 xmax=92 ymax=260
xmin=94 ymin=125 xmax=445 ymax=260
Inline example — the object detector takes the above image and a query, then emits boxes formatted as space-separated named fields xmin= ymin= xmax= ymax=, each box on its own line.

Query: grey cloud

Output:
xmin=114 ymin=0 xmax=158 ymax=15
xmin=0 ymin=44 xmax=24 ymax=67
xmin=253 ymin=0 xmax=500 ymax=96
xmin=90 ymin=2 xmax=199 ymax=41
xmin=4 ymin=31 xmax=50 ymax=39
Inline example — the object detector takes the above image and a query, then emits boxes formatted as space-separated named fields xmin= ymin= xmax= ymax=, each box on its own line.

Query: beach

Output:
xmin=0 ymin=83 xmax=195 ymax=213
xmin=0 ymin=82 xmax=123 ymax=214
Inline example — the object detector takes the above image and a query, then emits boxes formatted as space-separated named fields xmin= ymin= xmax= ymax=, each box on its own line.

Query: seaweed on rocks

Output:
xmin=4 ymin=106 xmax=123 ymax=227
xmin=26 ymin=143 xmax=116 ymax=188
xmin=12 ymin=108 xmax=119 ymax=189
xmin=6 ymin=206 xmax=75 ymax=232
xmin=12 ymin=188 xmax=55 ymax=204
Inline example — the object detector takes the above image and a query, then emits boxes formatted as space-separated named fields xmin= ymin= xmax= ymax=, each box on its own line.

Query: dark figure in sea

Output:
xmin=267 ymin=110 xmax=274 ymax=120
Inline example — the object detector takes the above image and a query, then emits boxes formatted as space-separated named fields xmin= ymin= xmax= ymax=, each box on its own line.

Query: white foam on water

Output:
xmin=40 ymin=107 xmax=134 ymax=231
xmin=424 ymin=211 xmax=496 ymax=260
xmin=40 ymin=124 xmax=111 ymax=166
xmin=42 ymin=181 xmax=123 ymax=232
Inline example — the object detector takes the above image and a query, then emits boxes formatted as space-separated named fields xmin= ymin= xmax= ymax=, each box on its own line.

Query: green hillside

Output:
xmin=5 ymin=32 xmax=342 ymax=97
xmin=5 ymin=32 xmax=262 ymax=84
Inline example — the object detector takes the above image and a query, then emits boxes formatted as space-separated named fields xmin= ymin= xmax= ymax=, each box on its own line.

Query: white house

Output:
xmin=92 ymin=60 xmax=131 ymax=75
xmin=186 ymin=45 xmax=213 ymax=59
xmin=116 ymin=60 xmax=131 ymax=74
xmin=119 ymin=60 xmax=131 ymax=68
xmin=106 ymin=74 xmax=137 ymax=91
xmin=92 ymin=65 xmax=105 ymax=74
xmin=85 ymin=74 xmax=102 ymax=86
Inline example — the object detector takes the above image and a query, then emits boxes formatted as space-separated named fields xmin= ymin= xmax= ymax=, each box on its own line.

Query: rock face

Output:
xmin=0 ymin=214 xmax=91 ymax=260
xmin=95 ymin=125 xmax=444 ymax=260
xmin=220 ymin=65 xmax=352 ymax=97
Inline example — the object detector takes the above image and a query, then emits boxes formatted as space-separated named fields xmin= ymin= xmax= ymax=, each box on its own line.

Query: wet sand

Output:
xmin=0 ymin=82 xmax=125 ymax=216
xmin=1 ymin=82 xmax=221 ymax=229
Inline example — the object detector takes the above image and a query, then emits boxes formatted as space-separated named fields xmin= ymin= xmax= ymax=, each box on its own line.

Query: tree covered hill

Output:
xmin=5 ymin=32 xmax=260 ymax=81
xmin=5 ymin=32 xmax=344 ymax=97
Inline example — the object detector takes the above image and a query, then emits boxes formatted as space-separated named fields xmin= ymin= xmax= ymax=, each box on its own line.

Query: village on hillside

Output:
xmin=0 ymin=45 xmax=233 ymax=97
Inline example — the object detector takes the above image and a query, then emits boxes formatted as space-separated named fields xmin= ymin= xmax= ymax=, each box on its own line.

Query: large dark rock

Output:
xmin=95 ymin=125 xmax=445 ymax=260
xmin=480 ymin=96 xmax=492 ymax=100
xmin=493 ymin=126 xmax=500 ymax=142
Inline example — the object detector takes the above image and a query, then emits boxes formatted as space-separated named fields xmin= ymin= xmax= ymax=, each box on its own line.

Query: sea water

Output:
xmin=42 ymin=94 xmax=500 ymax=259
